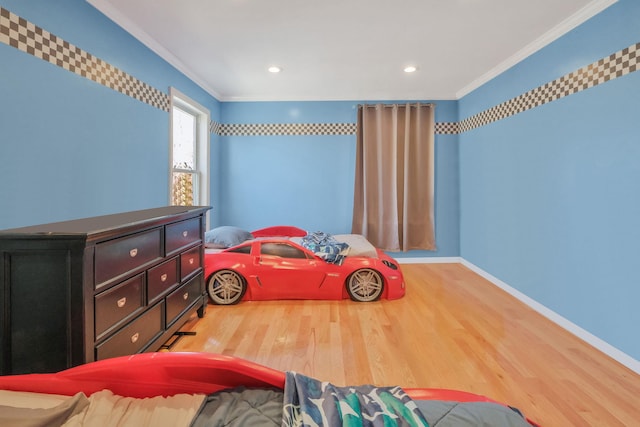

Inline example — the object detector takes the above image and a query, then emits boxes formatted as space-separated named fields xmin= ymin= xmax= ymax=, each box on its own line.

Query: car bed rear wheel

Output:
xmin=207 ymin=270 xmax=247 ymax=305
xmin=346 ymin=268 xmax=384 ymax=302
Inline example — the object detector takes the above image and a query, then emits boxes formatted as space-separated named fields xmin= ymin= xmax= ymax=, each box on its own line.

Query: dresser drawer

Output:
xmin=166 ymin=217 xmax=202 ymax=255
xmin=95 ymin=274 xmax=144 ymax=339
xmin=147 ymin=257 xmax=179 ymax=304
xmin=95 ymin=303 xmax=163 ymax=361
xmin=180 ymin=245 xmax=202 ymax=281
xmin=95 ymin=228 xmax=163 ymax=288
xmin=166 ymin=274 xmax=203 ymax=327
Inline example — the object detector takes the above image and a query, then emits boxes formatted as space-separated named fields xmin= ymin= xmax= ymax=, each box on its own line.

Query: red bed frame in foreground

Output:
xmin=0 ymin=352 xmax=539 ymax=425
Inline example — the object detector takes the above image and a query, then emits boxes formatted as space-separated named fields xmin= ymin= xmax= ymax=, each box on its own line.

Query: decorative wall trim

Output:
xmin=3 ymin=4 xmax=638 ymax=373
xmin=218 ymin=122 xmax=356 ymax=136
xmin=459 ymin=42 xmax=640 ymax=132
xmin=434 ymin=122 xmax=459 ymax=135
xmin=214 ymin=41 xmax=639 ymax=137
xmin=87 ymin=0 xmax=224 ymax=101
xmin=0 ymin=7 xmax=169 ymax=112
xmin=455 ymin=0 xmax=619 ymax=98
xmin=214 ymin=121 xmax=461 ymax=136
xmin=209 ymin=120 xmax=221 ymax=135
xmin=2 ymin=7 xmax=638 ymax=138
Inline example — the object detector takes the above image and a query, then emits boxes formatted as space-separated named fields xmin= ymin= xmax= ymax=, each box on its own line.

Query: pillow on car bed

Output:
xmin=205 ymin=226 xmax=254 ymax=248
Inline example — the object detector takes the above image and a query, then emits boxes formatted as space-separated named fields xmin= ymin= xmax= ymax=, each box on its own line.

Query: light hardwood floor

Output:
xmin=170 ymin=263 xmax=640 ymax=426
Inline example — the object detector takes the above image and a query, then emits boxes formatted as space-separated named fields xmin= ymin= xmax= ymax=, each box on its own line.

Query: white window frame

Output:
xmin=169 ymin=87 xmax=210 ymax=224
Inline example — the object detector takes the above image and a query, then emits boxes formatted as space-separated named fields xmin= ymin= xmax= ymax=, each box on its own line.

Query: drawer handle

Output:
xmin=183 ymin=292 xmax=189 ymax=300
xmin=117 ymin=297 xmax=126 ymax=308
xmin=182 ymin=230 xmax=188 ymax=237
xmin=131 ymin=332 xmax=139 ymax=343
xmin=161 ymin=273 xmax=168 ymax=282
xmin=189 ymin=257 xmax=195 ymax=265
xmin=129 ymin=248 xmax=138 ymax=258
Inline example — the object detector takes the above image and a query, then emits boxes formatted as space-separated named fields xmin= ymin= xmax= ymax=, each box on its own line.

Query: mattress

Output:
xmin=0 ymin=387 xmax=533 ymax=427
xmin=0 ymin=353 xmax=539 ymax=427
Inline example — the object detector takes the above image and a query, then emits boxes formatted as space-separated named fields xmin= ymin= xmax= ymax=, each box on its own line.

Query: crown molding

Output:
xmin=87 ymin=0 xmax=618 ymax=103
xmin=87 ymin=0 xmax=223 ymax=101
xmin=455 ymin=0 xmax=618 ymax=99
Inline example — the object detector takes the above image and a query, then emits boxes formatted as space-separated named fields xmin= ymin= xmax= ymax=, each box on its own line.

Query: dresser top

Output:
xmin=0 ymin=206 xmax=211 ymax=239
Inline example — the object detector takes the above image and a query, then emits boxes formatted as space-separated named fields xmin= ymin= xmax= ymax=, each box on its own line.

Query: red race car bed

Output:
xmin=0 ymin=352 xmax=539 ymax=426
xmin=203 ymin=226 xmax=406 ymax=305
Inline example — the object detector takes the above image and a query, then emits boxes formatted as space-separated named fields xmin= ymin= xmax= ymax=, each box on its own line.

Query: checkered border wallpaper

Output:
xmin=212 ymin=120 xmax=458 ymax=137
xmin=459 ymin=42 xmax=640 ymax=132
xmin=214 ymin=42 xmax=639 ymax=136
xmin=0 ymin=7 xmax=169 ymax=112
xmin=2 ymin=6 xmax=638 ymax=137
xmin=218 ymin=122 xmax=357 ymax=136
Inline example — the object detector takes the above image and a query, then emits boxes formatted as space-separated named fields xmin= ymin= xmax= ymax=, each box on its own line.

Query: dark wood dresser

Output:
xmin=0 ymin=206 xmax=211 ymax=375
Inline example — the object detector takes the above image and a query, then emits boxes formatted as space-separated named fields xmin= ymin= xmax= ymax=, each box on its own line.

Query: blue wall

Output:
xmin=0 ymin=0 xmax=221 ymax=228
xmin=2 ymin=0 xmax=637 ymax=363
xmin=219 ymin=100 xmax=460 ymax=258
xmin=0 ymin=1 xmax=458 ymax=257
xmin=459 ymin=0 xmax=640 ymax=360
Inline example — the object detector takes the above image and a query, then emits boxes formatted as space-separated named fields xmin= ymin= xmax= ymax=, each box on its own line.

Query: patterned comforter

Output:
xmin=300 ymin=231 xmax=350 ymax=265
xmin=280 ymin=372 xmax=534 ymax=427
xmin=283 ymin=372 xmax=428 ymax=426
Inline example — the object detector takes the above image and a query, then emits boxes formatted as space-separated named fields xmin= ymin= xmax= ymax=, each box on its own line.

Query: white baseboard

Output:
xmin=397 ymin=256 xmax=640 ymax=375
xmin=396 ymin=256 xmax=462 ymax=264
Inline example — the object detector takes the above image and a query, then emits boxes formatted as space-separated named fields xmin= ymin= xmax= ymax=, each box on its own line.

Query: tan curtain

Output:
xmin=352 ymin=103 xmax=435 ymax=252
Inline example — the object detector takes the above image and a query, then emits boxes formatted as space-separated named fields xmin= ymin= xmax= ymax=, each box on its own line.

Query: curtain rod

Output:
xmin=357 ymin=103 xmax=434 ymax=108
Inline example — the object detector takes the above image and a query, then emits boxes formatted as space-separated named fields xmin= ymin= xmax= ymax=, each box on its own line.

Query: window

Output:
xmin=228 ymin=244 xmax=252 ymax=255
xmin=171 ymin=106 xmax=196 ymax=205
xmin=169 ymin=88 xmax=210 ymax=209
xmin=260 ymin=242 xmax=309 ymax=259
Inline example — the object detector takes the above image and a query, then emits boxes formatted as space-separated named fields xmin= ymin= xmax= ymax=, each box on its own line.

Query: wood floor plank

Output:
xmin=170 ymin=263 xmax=640 ymax=426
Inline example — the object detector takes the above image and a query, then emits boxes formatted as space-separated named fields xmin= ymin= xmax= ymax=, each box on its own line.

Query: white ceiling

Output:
xmin=87 ymin=0 xmax=616 ymax=102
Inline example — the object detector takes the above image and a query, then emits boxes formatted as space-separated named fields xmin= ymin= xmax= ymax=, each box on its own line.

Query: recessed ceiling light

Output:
xmin=268 ymin=66 xmax=281 ymax=73
xmin=404 ymin=66 xmax=418 ymax=73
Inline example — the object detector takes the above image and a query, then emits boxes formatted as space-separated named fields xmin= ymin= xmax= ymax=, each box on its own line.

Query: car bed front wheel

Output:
xmin=346 ymin=268 xmax=384 ymax=302
xmin=207 ymin=270 xmax=247 ymax=305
